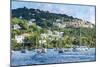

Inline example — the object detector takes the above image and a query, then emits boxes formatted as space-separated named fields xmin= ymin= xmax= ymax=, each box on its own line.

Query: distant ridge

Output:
xmin=12 ymin=7 xmax=94 ymax=28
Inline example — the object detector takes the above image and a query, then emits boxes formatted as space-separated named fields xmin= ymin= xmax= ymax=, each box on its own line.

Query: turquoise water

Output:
xmin=11 ymin=48 xmax=96 ymax=66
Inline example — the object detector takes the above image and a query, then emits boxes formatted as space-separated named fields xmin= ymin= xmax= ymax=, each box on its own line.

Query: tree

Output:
xmin=11 ymin=39 xmax=22 ymax=50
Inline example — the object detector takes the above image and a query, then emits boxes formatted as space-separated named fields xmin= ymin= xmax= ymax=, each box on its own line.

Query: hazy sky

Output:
xmin=12 ymin=1 xmax=95 ymax=24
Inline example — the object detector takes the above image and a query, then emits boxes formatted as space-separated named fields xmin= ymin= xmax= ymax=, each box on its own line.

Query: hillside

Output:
xmin=12 ymin=7 xmax=94 ymax=29
xmin=11 ymin=7 xmax=96 ymax=50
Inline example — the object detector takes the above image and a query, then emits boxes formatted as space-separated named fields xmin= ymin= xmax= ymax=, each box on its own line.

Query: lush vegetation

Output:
xmin=12 ymin=7 xmax=83 ymax=28
xmin=11 ymin=7 xmax=96 ymax=50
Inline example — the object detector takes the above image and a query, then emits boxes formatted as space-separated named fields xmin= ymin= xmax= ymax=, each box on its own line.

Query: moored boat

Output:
xmin=36 ymin=48 xmax=47 ymax=54
xmin=72 ymin=46 xmax=89 ymax=52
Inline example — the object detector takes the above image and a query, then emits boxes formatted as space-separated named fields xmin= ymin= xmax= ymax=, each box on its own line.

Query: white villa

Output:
xmin=53 ymin=22 xmax=66 ymax=28
xmin=13 ymin=24 xmax=21 ymax=30
xmin=15 ymin=35 xmax=25 ymax=43
xmin=66 ymin=20 xmax=94 ymax=28
xmin=28 ymin=19 xmax=36 ymax=26
xmin=39 ymin=40 xmax=47 ymax=45
xmin=40 ymin=30 xmax=64 ymax=41
xmin=15 ymin=33 xmax=31 ymax=43
xmin=30 ymin=19 xmax=36 ymax=22
xmin=56 ymin=19 xmax=61 ymax=22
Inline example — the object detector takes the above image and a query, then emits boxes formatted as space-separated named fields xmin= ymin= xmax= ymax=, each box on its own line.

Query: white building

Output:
xmin=19 ymin=16 xmax=23 ymax=19
xmin=30 ymin=19 xmax=36 ymax=22
xmin=47 ymin=30 xmax=52 ymax=35
xmin=56 ymin=19 xmax=61 ymax=22
xmin=40 ymin=33 xmax=48 ymax=39
xmin=66 ymin=20 xmax=94 ymax=28
xmin=28 ymin=19 xmax=36 ymax=26
xmin=13 ymin=24 xmax=21 ymax=30
xmin=15 ymin=33 xmax=30 ymax=43
xmin=15 ymin=35 xmax=25 ymax=43
xmin=53 ymin=22 xmax=66 ymax=28
xmin=28 ymin=21 xmax=33 ymax=26
xmin=39 ymin=40 xmax=46 ymax=45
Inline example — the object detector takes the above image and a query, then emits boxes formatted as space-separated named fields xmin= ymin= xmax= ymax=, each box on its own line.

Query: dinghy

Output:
xmin=21 ymin=49 xmax=26 ymax=53
xmin=58 ymin=48 xmax=64 ymax=53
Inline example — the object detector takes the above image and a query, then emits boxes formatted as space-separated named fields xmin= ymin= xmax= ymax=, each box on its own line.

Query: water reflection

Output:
xmin=11 ymin=48 xmax=96 ymax=66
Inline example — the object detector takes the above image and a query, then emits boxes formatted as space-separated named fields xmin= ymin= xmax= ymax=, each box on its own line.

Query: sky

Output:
xmin=12 ymin=1 xmax=95 ymax=24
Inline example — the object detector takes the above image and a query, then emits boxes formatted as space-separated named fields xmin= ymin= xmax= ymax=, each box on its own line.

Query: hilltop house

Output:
xmin=29 ymin=13 xmax=35 ymax=16
xmin=66 ymin=20 xmax=93 ymax=28
xmin=82 ymin=21 xmax=93 ymax=28
xmin=53 ymin=19 xmax=66 ymax=28
xmin=30 ymin=19 xmax=36 ymax=22
xmin=54 ymin=18 xmax=93 ymax=28
xmin=56 ymin=19 xmax=62 ymax=22
xmin=53 ymin=22 xmax=66 ymax=28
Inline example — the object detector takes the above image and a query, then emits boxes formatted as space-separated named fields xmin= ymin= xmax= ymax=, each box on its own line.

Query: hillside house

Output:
xmin=13 ymin=24 xmax=21 ymax=30
xmin=15 ymin=33 xmax=31 ymax=43
xmin=15 ymin=35 xmax=25 ymax=43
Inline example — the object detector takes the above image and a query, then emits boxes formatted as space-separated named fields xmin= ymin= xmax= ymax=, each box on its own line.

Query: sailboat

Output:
xmin=58 ymin=48 xmax=64 ymax=53
xmin=36 ymin=36 xmax=47 ymax=54
xmin=21 ymin=49 xmax=26 ymax=53
xmin=58 ymin=38 xmax=64 ymax=53
xmin=21 ymin=43 xmax=26 ymax=53
xmin=57 ymin=18 xmax=65 ymax=53
xmin=72 ymin=22 xmax=89 ymax=52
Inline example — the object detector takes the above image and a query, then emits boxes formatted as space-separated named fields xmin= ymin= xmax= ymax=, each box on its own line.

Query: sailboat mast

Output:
xmin=79 ymin=21 xmax=82 ymax=46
